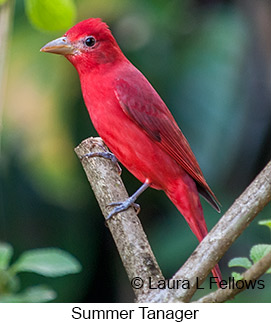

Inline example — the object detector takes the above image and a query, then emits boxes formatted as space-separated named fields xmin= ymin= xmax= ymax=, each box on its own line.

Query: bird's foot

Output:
xmin=106 ymin=198 xmax=141 ymax=220
xmin=106 ymin=180 xmax=150 ymax=220
xmin=81 ymin=150 xmax=122 ymax=175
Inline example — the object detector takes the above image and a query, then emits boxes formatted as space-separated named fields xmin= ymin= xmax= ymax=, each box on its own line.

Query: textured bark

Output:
xmin=74 ymin=137 xmax=164 ymax=302
xmin=75 ymin=137 xmax=271 ymax=303
xmin=144 ymin=160 xmax=271 ymax=302
xmin=196 ymin=251 xmax=271 ymax=303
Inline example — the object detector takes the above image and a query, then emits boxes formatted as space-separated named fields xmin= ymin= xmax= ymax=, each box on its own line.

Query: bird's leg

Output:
xmin=106 ymin=180 xmax=150 ymax=220
xmin=80 ymin=143 xmax=122 ymax=175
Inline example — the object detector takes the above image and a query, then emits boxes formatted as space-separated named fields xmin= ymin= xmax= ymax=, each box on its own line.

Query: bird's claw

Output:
xmin=106 ymin=200 xmax=141 ymax=220
xmin=81 ymin=150 xmax=122 ymax=175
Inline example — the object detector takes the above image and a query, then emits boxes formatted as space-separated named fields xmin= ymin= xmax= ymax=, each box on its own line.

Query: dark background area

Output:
xmin=1 ymin=0 xmax=271 ymax=302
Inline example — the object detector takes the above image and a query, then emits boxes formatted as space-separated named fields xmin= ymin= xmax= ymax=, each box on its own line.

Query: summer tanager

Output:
xmin=41 ymin=18 xmax=222 ymax=285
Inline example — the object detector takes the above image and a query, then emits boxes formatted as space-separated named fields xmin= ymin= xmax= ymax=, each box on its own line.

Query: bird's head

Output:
xmin=40 ymin=18 xmax=124 ymax=73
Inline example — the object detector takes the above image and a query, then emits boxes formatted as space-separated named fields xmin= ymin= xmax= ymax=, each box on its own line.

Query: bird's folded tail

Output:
xmin=165 ymin=176 xmax=222 ymax=288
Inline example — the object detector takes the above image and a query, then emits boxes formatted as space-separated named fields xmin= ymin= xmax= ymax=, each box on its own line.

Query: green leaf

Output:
xmin=231 ymin=272 xmax=243 ymax=280
xmin=0 ymin=270 xmax=20 ymax=293
xmin=250 ymin=244 xmax=271 ymax=274
xmin=0 ymin=242 xmax=13 ymax=270
xmin=0 ymin=285 xmax=56 ymax=303
xmin=0 ymin=0 xmax=8 ymax=6
xmin=24 ymin=0 xmax=76 ymax=32
xmin=258 ymin=219 xmax=271 ymax=232
xmin=11 ymin=248 xmax=81 ymax=277
xmin=228 ymin=257 xmax=252 ymax=269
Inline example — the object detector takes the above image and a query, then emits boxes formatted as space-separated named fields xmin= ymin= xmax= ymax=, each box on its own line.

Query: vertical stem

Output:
xmin=74 ymin=137 xmax=164 ymax=301
xmin=0 ymin=0 xmax=14 ymax=148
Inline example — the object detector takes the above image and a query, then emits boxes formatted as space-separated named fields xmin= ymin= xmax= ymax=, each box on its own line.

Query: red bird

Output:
xmin=41 ymin=18 xmax=222 ymax=285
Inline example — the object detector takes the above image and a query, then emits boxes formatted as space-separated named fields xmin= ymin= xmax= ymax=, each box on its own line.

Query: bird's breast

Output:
xmin=80 ymin=72 xmax=185 ymax=190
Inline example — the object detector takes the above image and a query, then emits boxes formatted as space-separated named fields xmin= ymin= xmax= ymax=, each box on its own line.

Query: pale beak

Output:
xmin=40 ymin=36 xmax=75 ymax=55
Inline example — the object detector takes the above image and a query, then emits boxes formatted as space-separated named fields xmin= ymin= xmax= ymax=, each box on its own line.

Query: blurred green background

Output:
xmin=1 ymin=0 xmax=271 ymax=302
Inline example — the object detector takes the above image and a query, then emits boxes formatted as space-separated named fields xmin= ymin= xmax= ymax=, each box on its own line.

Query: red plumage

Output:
xmin=41 ymin=18 xmax=222 ymax=286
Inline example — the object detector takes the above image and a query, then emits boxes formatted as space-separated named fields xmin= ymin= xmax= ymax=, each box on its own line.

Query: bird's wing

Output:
xmin=114 ymin=77 xmax=220 ymax=212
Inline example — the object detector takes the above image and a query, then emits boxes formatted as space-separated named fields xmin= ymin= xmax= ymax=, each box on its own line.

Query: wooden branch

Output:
xmin=74 ymin=137 xmax=164 ymax=302
xmin=196 ymin=251 xmax=271 ymax=303
xmin=145 ymin=160 xmax=271 ymax=302
xmin=75 ymin=137 xmax=271 ymax=303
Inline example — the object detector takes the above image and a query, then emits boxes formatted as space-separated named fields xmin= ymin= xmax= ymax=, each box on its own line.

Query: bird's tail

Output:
xmin=165 ymin=176 xmax=222 ymax=287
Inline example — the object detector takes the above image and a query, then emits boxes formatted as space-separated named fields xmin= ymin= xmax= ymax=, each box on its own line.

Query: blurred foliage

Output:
xmin=229 ymin=221 xmax=271 ymax=279
xmin=0 ymin=243 xmax=81 ymax=302
xmin=24 ymin=0 xmax=76 ymax=32
xmin=258 ymin=219 xmax=271 ymax=232
xmin=0 ymin=0 xmax=271 ymax=302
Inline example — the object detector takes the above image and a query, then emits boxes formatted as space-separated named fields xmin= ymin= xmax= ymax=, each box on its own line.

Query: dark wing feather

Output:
xmin=115 ymin=77 xmax=220 ymax=212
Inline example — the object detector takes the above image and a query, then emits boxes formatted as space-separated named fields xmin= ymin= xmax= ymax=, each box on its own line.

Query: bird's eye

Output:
xmin=85 ymin=36 xmax=96 ymax=47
